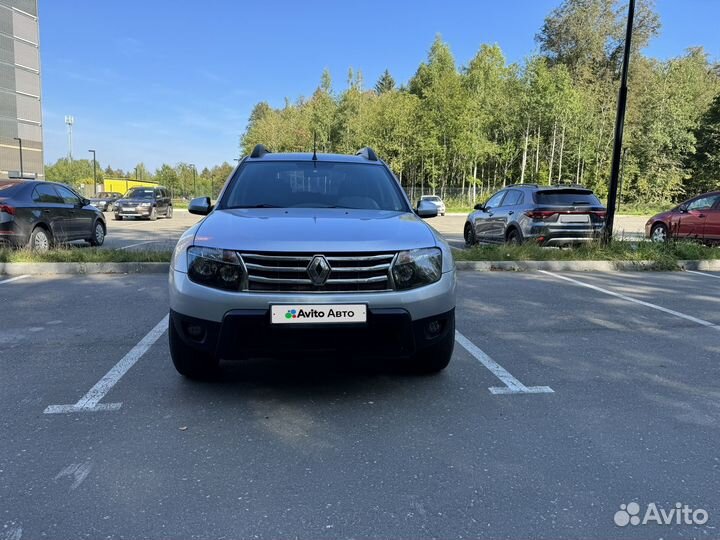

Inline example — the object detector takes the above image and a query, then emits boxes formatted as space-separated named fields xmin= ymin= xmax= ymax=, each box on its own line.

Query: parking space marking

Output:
xmin=539 ymin=270 xmax=720 ymax=330
xmin=686 ymin=270 xmax=720 ymax=280
xmin=454 ymin=331 xmax=554 ymax=395
xmin=54 ymin=461 xmax=93 ymax=491
xmin=0 ymin=275 xmax=28 ymax=285
xmin=117 ymin=240 xmax=162 ymax=250
xmin=44 ymin=315 xmax=169 ymax=414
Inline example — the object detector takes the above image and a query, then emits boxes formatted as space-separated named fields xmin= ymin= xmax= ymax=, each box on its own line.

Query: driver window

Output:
xmin=485 ymin=191 xmax=506 ymax=209
xmin=54 ymin=185 xmax=81 ymax=205
xmin=687 ymin=195 xmax=719 ymax=211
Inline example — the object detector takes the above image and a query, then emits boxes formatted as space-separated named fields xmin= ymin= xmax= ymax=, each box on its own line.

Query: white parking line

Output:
xmin=44 ymin=314 xmax=169 ymax=414
xmin=0 ymin=275 xmax=28 ymax=285
xmin=539 ymin=270 xmax=720 ymax=330
xmin=117 ymin=240 xmax=161 ymax=250
xmin=454 ymin=331 xmax=554 ymax=395
xmin=686 ymin=270 xmax=720 ymax=280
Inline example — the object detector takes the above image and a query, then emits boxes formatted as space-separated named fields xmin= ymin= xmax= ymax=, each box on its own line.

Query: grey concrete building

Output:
xmin=0 ymin=0 xmax=42 ymax=179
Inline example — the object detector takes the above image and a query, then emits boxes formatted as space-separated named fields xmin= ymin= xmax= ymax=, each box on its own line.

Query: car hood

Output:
xmin=194 ymin=208 xmax=438 ymax=252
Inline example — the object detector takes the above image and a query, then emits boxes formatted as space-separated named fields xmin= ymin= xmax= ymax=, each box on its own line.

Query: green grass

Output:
xmin=0 ymin=248 xmax=173 ymax=263
xmin=454 ymin=240 xmax=720 ymax=270
xmin=172 ymin=199 xmax=189 ymax=209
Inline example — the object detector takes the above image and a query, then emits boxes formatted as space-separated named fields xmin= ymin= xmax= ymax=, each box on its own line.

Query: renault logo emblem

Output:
xmin=307 ymin=255 xmax=331 ymax=285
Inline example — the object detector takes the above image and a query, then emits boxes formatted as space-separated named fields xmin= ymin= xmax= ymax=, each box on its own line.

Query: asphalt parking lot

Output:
xmin=94 ymin=211 xmax=648 ymax=251
xmin=2 ymin=269 xmax=718 ymax=538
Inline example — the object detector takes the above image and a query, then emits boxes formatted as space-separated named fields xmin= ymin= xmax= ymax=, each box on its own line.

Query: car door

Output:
xmin=54 ymin=185 xmax=92 ymax=240
xmin=31 ymin=184 xmax=69 ymax=241
xmin=702 ymin=196 xmax=720 ymax=241
xmin=475 ymin=191 xmax=507 ymax=242
xmin=676 ymin=195 xmax=718 ymax=240
xmin=491 ymin=189 xmax=522 ymax=242
xmin=159 ymin=188 xmax=170 ymax=215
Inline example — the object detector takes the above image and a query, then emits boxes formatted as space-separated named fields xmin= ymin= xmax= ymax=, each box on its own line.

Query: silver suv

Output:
xmin=169 ymin=146 xmax=456 ymax=378
xmin=464 ymin=184 xmax=606 ymax=246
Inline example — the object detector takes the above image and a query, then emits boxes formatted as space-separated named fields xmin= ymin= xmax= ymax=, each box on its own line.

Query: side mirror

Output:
xmin=416 ymin=199 xmax=439 ymax=218
xmin=189 ymin=196 xmax=213 ymax=216
xmin=474 ymin=203 xmax=486 ymax=211
xmin=679 ymin=204 xmax=688 ymax=213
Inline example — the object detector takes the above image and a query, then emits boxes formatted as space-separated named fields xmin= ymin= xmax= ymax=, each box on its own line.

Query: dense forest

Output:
xmin=242 ymin=0 xmax=720 ymax=207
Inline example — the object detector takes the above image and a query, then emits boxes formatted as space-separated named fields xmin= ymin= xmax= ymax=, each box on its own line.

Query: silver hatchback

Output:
xmin=168 ymin=146 xmax=456 ymax=378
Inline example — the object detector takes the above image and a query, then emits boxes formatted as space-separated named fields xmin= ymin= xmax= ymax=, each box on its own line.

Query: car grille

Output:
xmin=240 ymin=252 xmax=396 ymax=293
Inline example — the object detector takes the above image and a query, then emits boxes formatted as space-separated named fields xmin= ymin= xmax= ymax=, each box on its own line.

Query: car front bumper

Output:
xmin=116 ymin=207 xmax=152 ymax=217
xmin=170 ymin=306 xmax=455 ymax=360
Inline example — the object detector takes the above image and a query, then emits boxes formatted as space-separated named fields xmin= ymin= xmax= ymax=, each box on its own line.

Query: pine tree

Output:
xmin=374 ymin=69 xmax=396 ymax=94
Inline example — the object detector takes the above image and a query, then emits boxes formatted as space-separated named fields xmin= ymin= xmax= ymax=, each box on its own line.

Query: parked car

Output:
xmin=464 ymin=184 xmax=606 ymax=246
xmin=0 ymin=180 xmax=106 ymax=250
xmin=646 ymin=191 xmax=720 ymax=243
xmin=89 ymin=191 xmax=122 ymax=212
xmin=168 ymin=145 xmax=456 ymax=378
xmin=420 ymin=195 xmax=446 ymax=216
xmin=114 ymin=186 xmax=173 ymax=221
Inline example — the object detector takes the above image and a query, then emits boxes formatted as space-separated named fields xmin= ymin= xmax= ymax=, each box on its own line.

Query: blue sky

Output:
xmin=39 ymin=0 xmax=720 ymax=172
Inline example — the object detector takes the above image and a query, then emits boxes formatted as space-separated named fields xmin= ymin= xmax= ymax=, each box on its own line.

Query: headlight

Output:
xmin=187 ymin=247 xmax=244 ymax=291
xmin=140 ymin=202 xmax=151 ymax=207
xmin=391 ymin=247 xmax=442 ymax=290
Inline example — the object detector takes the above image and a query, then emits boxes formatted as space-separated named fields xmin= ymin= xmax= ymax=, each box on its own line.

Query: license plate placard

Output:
xmin=271 ymin=304 xmax=367 ymax=324
xmin=559 ymin=214 xmax=590 ymax=224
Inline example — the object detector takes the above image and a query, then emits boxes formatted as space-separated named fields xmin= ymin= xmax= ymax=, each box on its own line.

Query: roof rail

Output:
xmin=506 ymin=183 xmax=539 ymax=188
xmin=355 ymin=147 xmax=378 ymax=161
xmin=250 ymin=144 xmax=271 ymax=158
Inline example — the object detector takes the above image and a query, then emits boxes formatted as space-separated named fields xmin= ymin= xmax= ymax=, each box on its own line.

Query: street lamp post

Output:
xmin=190 ymin=164 xmax=196 ymax=198
xmin=603 ymin=0 xmax=635 ymax=244
xmin=13 ymin=137 xmax=23 ymax=178
xmin=88 ymin=149 xmax=97 ymax=195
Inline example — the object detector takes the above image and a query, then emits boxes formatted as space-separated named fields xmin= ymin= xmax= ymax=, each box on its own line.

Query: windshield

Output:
xmin=534 ymin=190 xmax=602 ymax=206
xmin=124 ymin=188 xmax=155 ymax=199
xmin=221 ymin=161 xmax=409 ymax=211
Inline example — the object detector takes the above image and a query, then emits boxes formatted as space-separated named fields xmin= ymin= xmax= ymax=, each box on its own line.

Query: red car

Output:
xmin=646 ymin=191 xmax=720 ymax=243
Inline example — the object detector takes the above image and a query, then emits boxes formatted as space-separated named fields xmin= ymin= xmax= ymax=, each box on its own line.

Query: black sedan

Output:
xmin=89 ymin=191 xmax=123 ymax=212
xmin=0 ymin=180 xmax=107 ymax=250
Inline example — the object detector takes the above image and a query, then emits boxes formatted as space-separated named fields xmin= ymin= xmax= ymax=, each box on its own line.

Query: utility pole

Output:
xmin=65 ymin=115 xmax=74 ymax=160
xmin=603 ymin=0 xmax=635 ymax=244
xmin=189 ymin=164 xmax=197 ymax=198
xmin=13 ymin=137 xmax=23 ymax=178
xmin=88 ymin=150 xmax=97 ymax=195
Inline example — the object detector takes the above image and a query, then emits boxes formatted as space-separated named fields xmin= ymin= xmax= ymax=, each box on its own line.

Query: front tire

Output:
xmin=148 ymin=207 xmax=157 ymax=221
xmin=651 ymin=223 xmax=669 ymax=243
xmin=166 ymin=205 xmax=173 ymax=219
xmin=114 ymin=214 xmax=123 ymax=221
xmin=464 ymin=222 xmax=477 ymax=247
xmin=169 ymin=319 xmax=219 ymax=379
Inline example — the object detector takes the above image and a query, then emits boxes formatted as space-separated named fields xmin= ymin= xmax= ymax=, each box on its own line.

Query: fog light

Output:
xmin=185 ymin=324 xmax=206 ymax=341
xmin=425 ymin=319 xmax=443 ymax=338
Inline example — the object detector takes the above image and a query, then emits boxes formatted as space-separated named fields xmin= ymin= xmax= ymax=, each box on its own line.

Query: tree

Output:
xmin=688 ymin=92 xmax=720 ymax=193
xmin=374 ymin=69 xmax=396 ymax=94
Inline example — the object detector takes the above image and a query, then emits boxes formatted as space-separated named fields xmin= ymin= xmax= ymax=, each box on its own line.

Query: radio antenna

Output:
xmin=312 ymin=131 xmax=318 ymax=161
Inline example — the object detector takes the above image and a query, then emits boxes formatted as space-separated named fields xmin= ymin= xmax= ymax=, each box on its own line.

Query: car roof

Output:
xmin=245 ymin=152 xmax=383 ymax=164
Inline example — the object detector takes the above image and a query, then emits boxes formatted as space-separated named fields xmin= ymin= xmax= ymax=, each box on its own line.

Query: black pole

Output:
xmin=89 ymin=150 xmax=97 ymax=195
xmin=13 ymin=137 xmax=23 ymax=178
xmin=617 ymin=148 xmax=627 ymax=213
xmin=603 ymin=0 xmax=635 ymax=244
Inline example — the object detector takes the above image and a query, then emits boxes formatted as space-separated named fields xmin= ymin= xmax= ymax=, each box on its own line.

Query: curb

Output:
xmin=456 ymin=260 xmax=720 ymax=272
xmin=0 ymin=262 xmax=170 ymax=275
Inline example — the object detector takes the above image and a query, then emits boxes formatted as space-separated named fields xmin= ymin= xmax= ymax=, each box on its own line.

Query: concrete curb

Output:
xmin=0 ymin=262 xmax=170 ymax=275
xmin=456 ymin=260 xmax=720 ymax=272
